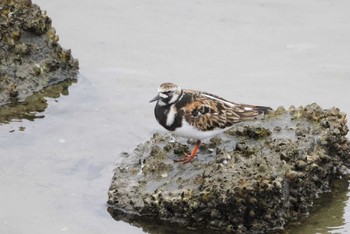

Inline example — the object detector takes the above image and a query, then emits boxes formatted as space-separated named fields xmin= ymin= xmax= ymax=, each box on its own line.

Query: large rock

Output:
xmin=107 ymin=104 xmax=350 ymax=233
xmin=0 ymin=0 xmax=78 ymax=107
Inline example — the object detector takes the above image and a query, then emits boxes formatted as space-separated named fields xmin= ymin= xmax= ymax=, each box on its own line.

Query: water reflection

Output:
xmin=0 ymin=79 xmax=76 ymax=124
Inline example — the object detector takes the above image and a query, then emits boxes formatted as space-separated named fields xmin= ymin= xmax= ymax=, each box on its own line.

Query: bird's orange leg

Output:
xmin=174 ymin=140 xmax=201 ymax=164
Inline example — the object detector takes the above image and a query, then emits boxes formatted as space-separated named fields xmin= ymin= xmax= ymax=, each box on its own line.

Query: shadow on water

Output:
xmin=107 ymin=177 xmax=349 ymax=234
xmin=0 ymin=79 xmax=76 ymax=124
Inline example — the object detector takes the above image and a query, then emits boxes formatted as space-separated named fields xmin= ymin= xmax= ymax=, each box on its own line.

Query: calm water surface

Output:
xmin=1 ymin=1 xmax=350 ymax=233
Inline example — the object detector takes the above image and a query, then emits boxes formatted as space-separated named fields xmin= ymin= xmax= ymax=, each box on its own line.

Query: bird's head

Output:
xmin=150 ymin=82 xmax=182 ymax=106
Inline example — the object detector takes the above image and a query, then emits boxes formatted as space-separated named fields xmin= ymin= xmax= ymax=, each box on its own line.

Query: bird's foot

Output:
xmin=174 ymin=153 xmax=196 ymax=164
xmin=174 ymin=140 xmax=201 ymax=164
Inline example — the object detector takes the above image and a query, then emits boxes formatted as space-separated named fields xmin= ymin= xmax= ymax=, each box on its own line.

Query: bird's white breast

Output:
xmin=166 ymin=105 xmax=177 ymax=126
xmin=173 ymin=119 xmax=229 ymax=140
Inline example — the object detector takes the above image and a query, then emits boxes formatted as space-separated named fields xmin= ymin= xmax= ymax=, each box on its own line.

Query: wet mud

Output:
xmin=108 ymin=104 xmax=350 ymax=233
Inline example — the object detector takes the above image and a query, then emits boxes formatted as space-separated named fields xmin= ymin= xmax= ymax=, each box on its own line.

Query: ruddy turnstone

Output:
xmin=150 ymin=82 xmax=272 ymax=163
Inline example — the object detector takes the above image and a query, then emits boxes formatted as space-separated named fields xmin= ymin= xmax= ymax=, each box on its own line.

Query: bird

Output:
xmin=150 ymin=82 xmax=272 ymax=163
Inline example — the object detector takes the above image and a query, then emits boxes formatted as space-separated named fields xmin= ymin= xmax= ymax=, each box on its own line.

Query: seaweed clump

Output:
xmin=0 ymin=0 xmax=79 ymax=107
xmin=107 ymin=103 xmax=350 ymax=233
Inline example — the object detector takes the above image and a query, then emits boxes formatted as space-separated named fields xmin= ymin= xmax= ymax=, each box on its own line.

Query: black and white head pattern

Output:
xmin=156 ymin=82 xmax=182 ymax=106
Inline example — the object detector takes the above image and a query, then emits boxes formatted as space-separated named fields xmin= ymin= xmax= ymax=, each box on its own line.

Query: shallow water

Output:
xmin=1 ymin=0 xmax=350 ymax=233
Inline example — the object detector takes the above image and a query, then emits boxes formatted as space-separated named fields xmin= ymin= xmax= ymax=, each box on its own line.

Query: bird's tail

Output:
xmin=237 ymin=104 xmax=273 ymax=121
xmin=254 ymin=105 xmax=273 ymax=114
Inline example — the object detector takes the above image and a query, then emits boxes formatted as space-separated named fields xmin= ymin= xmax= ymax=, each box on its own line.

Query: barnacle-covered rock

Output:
xmin=0 ymin=0 xmax=78 ymax=109
xmin=107 ymin=104 xmax=350 ymax=233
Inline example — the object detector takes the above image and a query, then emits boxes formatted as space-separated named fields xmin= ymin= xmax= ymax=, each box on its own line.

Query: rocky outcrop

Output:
xmin=108 ymin=104 xmax=350 ymax=233
xmin=0 ymin=0 xmax=78 ymax=108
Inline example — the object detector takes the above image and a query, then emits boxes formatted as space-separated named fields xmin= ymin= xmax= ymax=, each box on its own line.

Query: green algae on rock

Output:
xmin=107 ymin=103 xmax=350 ymax=233
xmin=0 ymin=0 xmax=78 ymax=107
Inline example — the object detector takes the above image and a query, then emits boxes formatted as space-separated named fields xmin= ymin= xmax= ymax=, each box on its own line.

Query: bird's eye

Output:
xmin=162 ymin=91 xmax=171 ymax=95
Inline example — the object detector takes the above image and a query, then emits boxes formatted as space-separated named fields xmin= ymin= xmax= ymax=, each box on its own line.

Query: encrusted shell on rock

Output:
xmin=0 ymin=0 xmax=79 ymax=108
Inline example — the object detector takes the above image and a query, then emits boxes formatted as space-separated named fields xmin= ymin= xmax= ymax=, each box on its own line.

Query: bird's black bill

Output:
xmin=149 ymin=94 xmax=160 ymax=103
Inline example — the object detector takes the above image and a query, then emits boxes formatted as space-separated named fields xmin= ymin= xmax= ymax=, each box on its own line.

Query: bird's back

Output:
xmin=178 ymin=89 xmax=271 ymax=131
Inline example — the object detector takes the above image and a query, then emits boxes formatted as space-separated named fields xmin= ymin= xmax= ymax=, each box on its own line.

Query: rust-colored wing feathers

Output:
xmin=181 ymin=99 xmax=239 ymax=131
xmin=180 ymin=90 xmax=268 ymax=131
